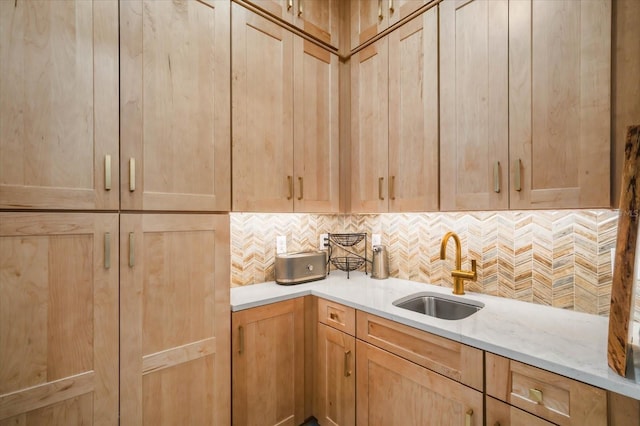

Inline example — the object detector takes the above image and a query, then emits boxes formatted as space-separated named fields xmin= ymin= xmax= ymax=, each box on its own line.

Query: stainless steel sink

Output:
xmin=393 ymin=292 xmax=484 ymax=320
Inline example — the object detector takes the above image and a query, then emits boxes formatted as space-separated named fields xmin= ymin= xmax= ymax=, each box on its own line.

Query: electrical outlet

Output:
xmin=372 ymin=233 xmax=381 ymax=247
xmin=276 ymin=235 xmax=287 ymax=254
xmin=319 ymin=233 xmax=328 ymax=249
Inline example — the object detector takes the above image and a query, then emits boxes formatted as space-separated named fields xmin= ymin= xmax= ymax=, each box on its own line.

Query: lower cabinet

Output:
xmin=356 ymin=341 xmax=483 ymax=425
xmin=232 ymin=298 xmax=305 ymax=426
xmin=486 ymin=396 xmax=554 ymax=426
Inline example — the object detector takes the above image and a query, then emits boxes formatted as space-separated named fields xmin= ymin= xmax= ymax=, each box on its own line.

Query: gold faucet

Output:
xmin=439 ymin=231 xmax=477 ymax=295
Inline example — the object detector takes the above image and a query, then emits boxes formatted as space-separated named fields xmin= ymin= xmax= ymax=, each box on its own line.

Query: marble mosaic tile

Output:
xmin=230 ymin=210 xmax=639 ymax=322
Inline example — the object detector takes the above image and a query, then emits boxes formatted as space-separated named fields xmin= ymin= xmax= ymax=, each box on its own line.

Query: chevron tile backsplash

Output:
xmin=230 ymin=210 xmax=640 ymax=321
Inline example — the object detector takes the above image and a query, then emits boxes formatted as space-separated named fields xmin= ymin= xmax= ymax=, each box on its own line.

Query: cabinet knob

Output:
xmin=529 ymin=388 xmax=543 ymax=403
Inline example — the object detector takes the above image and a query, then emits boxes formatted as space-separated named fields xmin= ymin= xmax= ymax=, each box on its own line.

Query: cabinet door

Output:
xmin=351 ymin=0 xmax=388 ymax=50
xmin=388 ymin=0 xmax=428 ymax=26
xmin=293 ymin=39 xmax=340 ymax=213
xmin=245 ymin=0 xmax=294 ymax=23
xmin=439 ymin=0 xmax=509 ymax=211
xmin=232 ymin=3 xmax=295 ymax=212
xmin=486 ymin=397 xmax=555 ymax=426
xmin=388 ymin=7 xmax=439 ymax=212
xmin=232 ymin=299 xmax=305 ymax=426
xmin=351 ymin=37 xmax=389 ymax=213
xmin=316 ymin=324 xmax=356 ymax=426
xmin=294 ymin=0 xmax=339 ymax=48
xmin=120 ymin=0 xmax=230 ymax=211
xmin=0 ymin=0 xmax=118 ymax=210
xmin=119 ymin=214 xmax=230 ymax=425
xmin=0 ymin=213 xmax=118 ymax=424
xmin=356 ymin=341 xmax=483 ymax=425
xmin=509 ymin=0 xmax=611 ymax=209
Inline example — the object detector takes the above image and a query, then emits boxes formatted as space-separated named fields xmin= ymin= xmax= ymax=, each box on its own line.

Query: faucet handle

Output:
xmin=470 ymin=259 xmax=477 ymax=281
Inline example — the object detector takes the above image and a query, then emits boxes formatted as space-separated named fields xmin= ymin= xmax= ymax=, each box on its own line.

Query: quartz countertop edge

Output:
xmin=230 ymin=271 xmax=640 ymax=400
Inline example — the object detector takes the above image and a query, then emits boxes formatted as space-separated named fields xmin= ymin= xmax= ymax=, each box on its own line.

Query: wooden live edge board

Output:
xmin=608 ymin=125 xmax=640 ymax=376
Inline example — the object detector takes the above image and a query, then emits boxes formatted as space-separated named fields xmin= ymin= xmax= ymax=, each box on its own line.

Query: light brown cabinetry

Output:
xmin=351 ymin=7 xmax=438 ymax=212
xmin=120 ymin=0 xmax=230 ymax=211
xmin=440 ymin=0 xmax=611 ymax=210
xmin=486 ymin=352 xmax=607 ymax=425
xmin=0 ymin=212 xmax=119 ymax=424
xmin=245 ymin=0 xmax=339 ymax=48
xmin=232 ymin=3 xmax=339 ymax=212
xmin=119 ymin=214 xmax=230 ymax=425
xmin=350 ymin=0 xmax=427 ymax=50
xmin=316 ymin=300 xmax=356 ymax=426
xmin=232 ymin=298 xmax=305 ymax=426
xmin=486 ymin=396 xmax=555 ymax=426
xmin=0 ymin=0 xmax=119 ymax=210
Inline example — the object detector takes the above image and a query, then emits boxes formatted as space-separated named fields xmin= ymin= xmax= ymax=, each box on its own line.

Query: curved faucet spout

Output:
xmin=440 ymin=231 xmax=476 ymax=295
xmin=440 ymin=231 xmax=462 ymax=270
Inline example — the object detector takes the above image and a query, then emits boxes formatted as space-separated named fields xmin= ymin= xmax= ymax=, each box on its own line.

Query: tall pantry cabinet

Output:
xmin=0 ymin=0 xmax=231 ymax=424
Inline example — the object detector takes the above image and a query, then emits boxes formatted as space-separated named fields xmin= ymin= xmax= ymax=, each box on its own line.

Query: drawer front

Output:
xmin=486 ymin=353 xmax=607 ymax=426
xmin=317 ymin=298 xmax=356 ymax=336
xmin=486 ymin=396 xmax=555 ymax=426
xmin=356 ymin=311 xmax=483 ymax=391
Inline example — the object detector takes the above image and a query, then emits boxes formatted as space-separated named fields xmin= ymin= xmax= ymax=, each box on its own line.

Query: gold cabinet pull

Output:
xmin=329 ymin=312 xmax=338 ymax=321
xmin=104 ymin=232 xmax=111 ymax=269
xmin=104 ymin=155 xmax=112 ymax=190
xmin=378 ymin=177 xmax=385 ymax=200
xmin=344 ymin=350 xmax=352 ymax=377
xmin=297 ymin=0 xmax=303 ymax=16
xmin=529 ymin=388 xmax=543 ymax=403
xmin=389 ymin=0 xmax=394 ymax=15
xmin=297 ymin=177 xmax=304 ymax=200
xmin=128 ymin=232 xmax=135 ymax=267
xmin=494 ymin=161 xmax=500 ymax=193
xmin=129 ymin=158 xmax=136 ymax=192
xmin=465 ymin=409 xmax=473 ymax=426
xmin=287 ymin=176 xmax=293 ymax=200
xmin=378 ymin=0 xmax=383 ymax=20
xmin=390 ymin=175 xmax=396 ymax=200
xmin=514 ymin=158 xmax=522 ymax=192
xmin=238 ymin=326 xmax=245 ymax=355
xmin=287 ymin=0 xmax=292 ymax=11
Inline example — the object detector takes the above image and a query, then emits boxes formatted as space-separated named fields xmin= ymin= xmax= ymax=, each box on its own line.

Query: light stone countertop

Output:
xmin=230 ymin=270 xmax=640 ymax=400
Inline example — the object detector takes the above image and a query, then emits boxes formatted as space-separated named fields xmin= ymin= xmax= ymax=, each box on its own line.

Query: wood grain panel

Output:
xmin=1 ymin=393 xmax=94 ymax=426
xmin=0 ymin=0 xmax=119 ymax=210
xmin=317 ymin=298 xmax=356 ymax=335
xmin=120 ymin=0 xmax=230 ymax=211
xmin=486 ymin=396 xmax=555 ymax=426
xmin=350 ymin=0 xmax=387 ymax=50
xmin=294 ymin=0 xmax=339 ymax=47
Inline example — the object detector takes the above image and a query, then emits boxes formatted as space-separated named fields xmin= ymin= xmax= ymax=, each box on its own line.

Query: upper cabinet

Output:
xmin=232 ymin=3 xmax=339 ymax=213
xmin=350 ymin=0 xmax=427 ymax=50
xmin=0 ymin=0 xmax=119 ymax=210
xmin=120 ymin=0 xmax=230 ymax=212
xmin=440 ymin=0 xmax=611 ymax=210
xmin=351 ymin=7 xmax=439 ymax=213
xmin=244 ymin=0 xmax=340 ymax=48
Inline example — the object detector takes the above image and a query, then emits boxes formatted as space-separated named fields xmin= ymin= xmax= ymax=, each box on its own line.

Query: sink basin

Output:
xmin=393 ymin=292 xmax=484 ymax=320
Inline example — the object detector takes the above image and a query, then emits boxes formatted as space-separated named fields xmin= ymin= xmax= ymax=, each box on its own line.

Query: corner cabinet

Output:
xmin=351 ymin=6 xmax=439 ymax=212
xmin=232 ymin=3 xmax=339 ymax=213
xmin=440 ymin=0 xmax=611 ymax=210
xmin=120 ymin=0 xmax=231 ymax=211
xmin=0 ymin=0 xmax=119 ymax=210
xmin=232 ymin=298 xmax=306 ymax=426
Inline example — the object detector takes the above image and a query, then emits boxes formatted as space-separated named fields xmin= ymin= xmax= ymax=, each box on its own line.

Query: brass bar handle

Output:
xmin=378 ymin=0 xmax=383 ymax=20
xmin=104 ymin=155 xmax=112 ymax=190
xmin=389 ymin=0 xmax=394 ymax=15
xmin=344 ymin=350 xmax=352 ymax=377
xmin=298 ymin=0 xmax=303 ymax=16
xmin=104 ymin=232 xmax=111 ymax=269
xmin=390 ymin=175 xmax=396 ymax=200
xmin=297 ymin=177 xmax=304 ymax=200
xmin=529 ymin=388 xmax=543 ymax=403
xmin=514 ymin=158 xmax=522 ymax=192
xmin=287 ymin=0 xmax=292 ymax=11
xmin=129 ymin=158 xmax=136 ymax=192
xmin=465 ymin=409 xmax=473 ymax=426
xmin=378 ymin=177 xmax=384 ymax=200
xmin=287 ymin=175 xmax=293 ymax=200
xmin=493 ymin=161 xmax=500 ymax=193
xmin=329 ymin=312 xmax=338 ymax=321
xmin=238 ymin=326 xmax=245 ymax=355
xmin=128 ymin=232 xmax=135 ymax=267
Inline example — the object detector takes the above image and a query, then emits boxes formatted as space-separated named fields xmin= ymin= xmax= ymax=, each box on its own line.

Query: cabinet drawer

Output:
xmin=486 ymin=396 xmax=555 ymax=426
xmin=356 ymin=311 xmax=483 ymax=390
xmin=317 ymin=298 xmax=356 ymax=336
xmin=486 ymin=353 xmax=607 ymax=426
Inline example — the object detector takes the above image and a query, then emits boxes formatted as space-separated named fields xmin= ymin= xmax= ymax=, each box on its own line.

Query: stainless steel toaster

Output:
xmin=275 ymin=251 xmax=327 ymax=285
